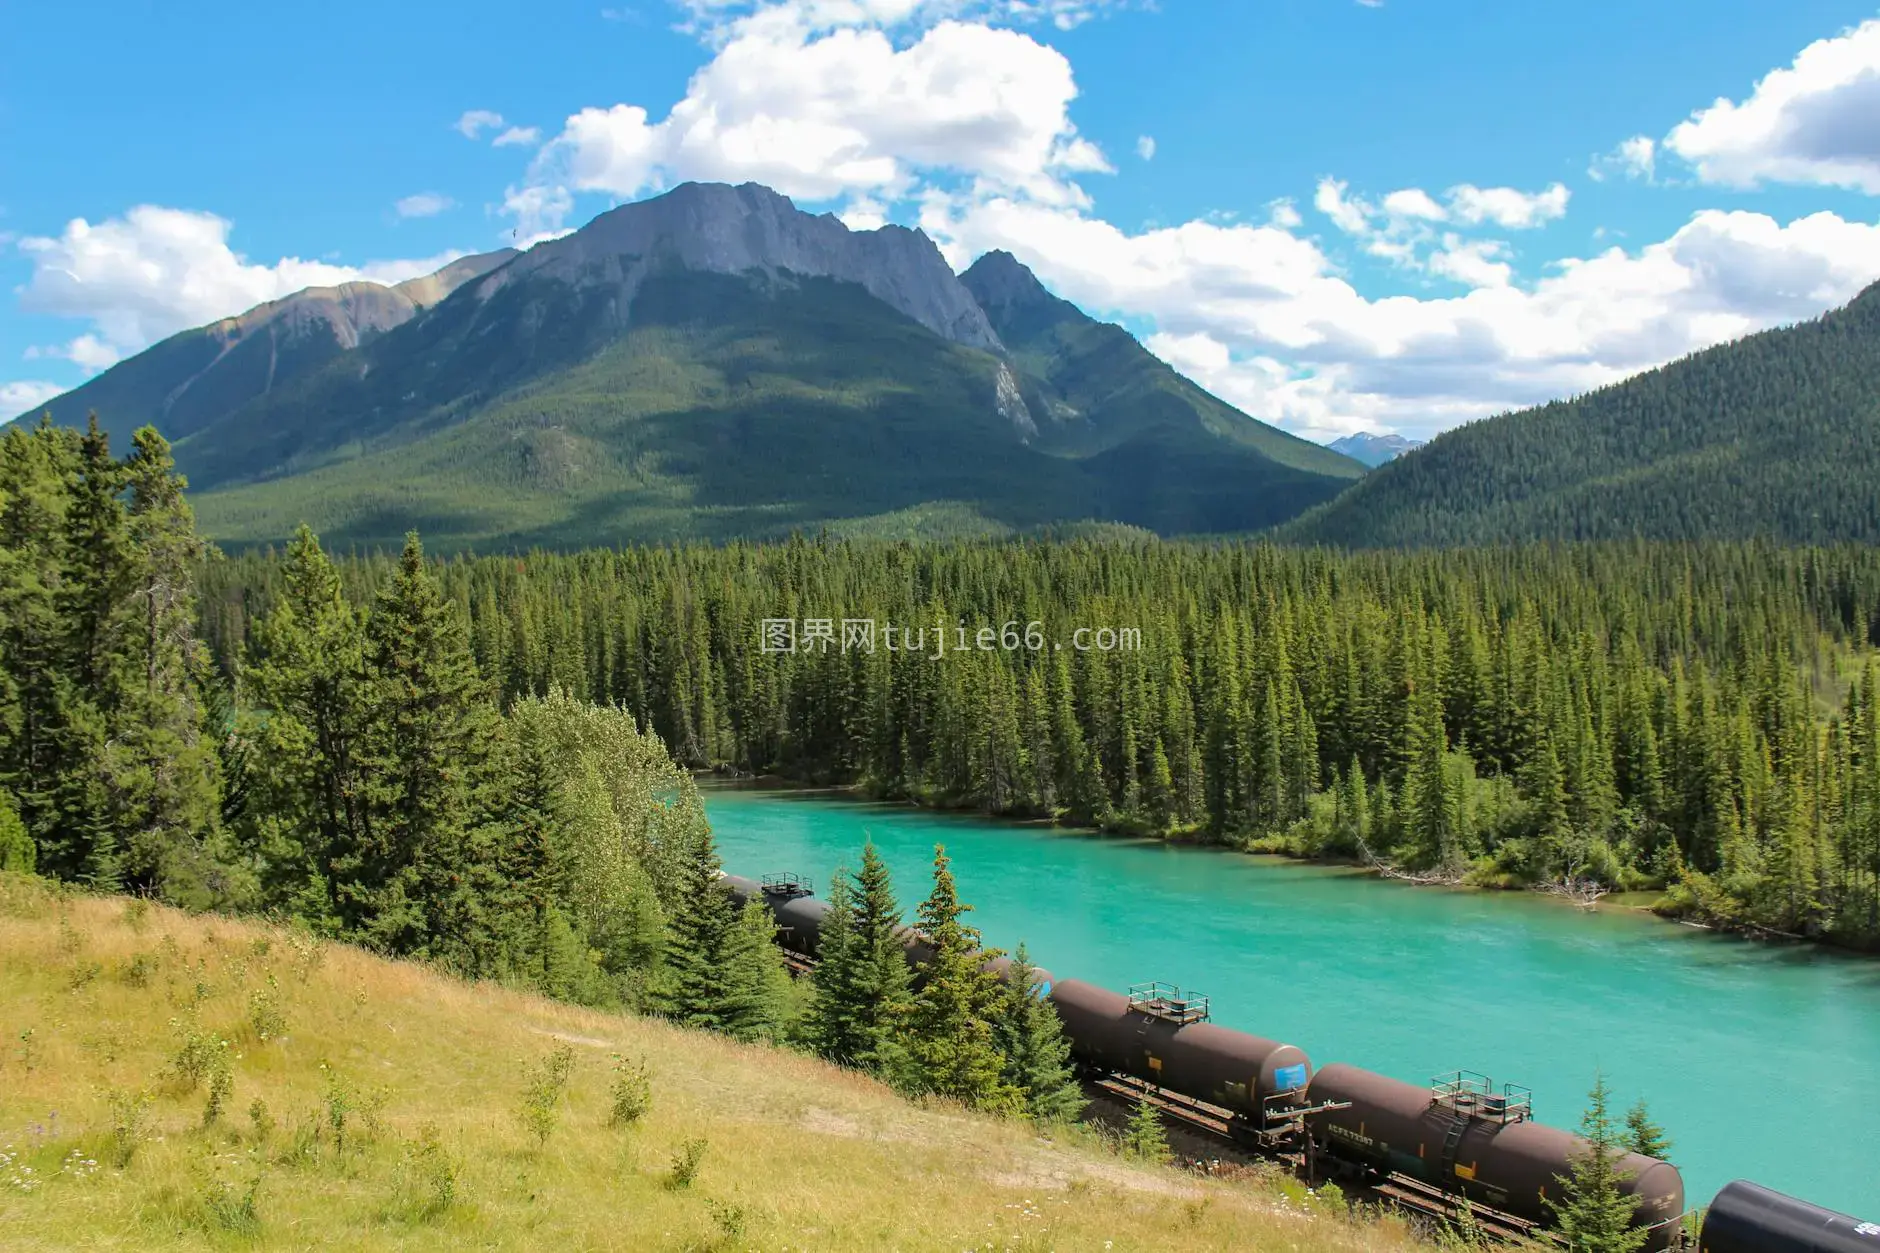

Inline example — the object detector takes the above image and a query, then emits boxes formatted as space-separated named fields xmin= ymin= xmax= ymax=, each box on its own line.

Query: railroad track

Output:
xmin=1367 ymin=1175 xmax=1554 ymax=1246
xmin=1088 ymin=1071 xmax=1556 ymax=1246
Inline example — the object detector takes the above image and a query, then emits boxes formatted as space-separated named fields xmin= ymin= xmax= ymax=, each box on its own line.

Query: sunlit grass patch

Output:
xmin=0 ymin=873 xmax=1422 ymax=1251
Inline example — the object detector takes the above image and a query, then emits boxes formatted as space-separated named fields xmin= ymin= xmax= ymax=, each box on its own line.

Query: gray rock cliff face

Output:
xmin=994 ymin=361 xmax=1037 ymax=440
xmin=391 ymin=249 xmax=518 ymax=309
xmin=487 ymin=182 xmax=1003 ymax=352
xmin=218 ymin=282 xmax=414 ymax=351
xmin=216 ymin=248 xmax=518 ymax=350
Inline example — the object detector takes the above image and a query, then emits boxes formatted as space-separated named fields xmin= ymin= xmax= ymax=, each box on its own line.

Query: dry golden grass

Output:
xmin=0 ymin=874 xmax=1421 ymax=1251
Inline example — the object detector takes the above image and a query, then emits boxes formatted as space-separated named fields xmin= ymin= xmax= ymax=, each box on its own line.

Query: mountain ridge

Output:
xmin=1327 ymin=431 xmax=1422 ymax=467
xmin=13 ymin=182 xmax=1362 ymax=549
xmin=19 ymin=248 xmax=517 ymax=447
xmin=1284 ymin=276 xmax=1880 ymax=546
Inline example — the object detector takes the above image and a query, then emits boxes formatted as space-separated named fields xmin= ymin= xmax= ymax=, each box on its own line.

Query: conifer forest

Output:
xmin=10 ymin=413 xmax=1880 ymax=992
xmin=188 ymin=492 xmax=1880 ymax=952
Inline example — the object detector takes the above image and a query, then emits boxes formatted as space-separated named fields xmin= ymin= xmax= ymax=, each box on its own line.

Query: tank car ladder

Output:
xmin=1436 ymin=1113 xmax=1471 ymax=1185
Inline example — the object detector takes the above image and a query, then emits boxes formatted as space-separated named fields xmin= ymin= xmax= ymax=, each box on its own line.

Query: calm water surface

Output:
xmin=703 ymin=784 xmax=1880 ymax=1214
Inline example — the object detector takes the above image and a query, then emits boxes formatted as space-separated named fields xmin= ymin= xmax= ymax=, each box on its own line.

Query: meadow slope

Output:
xmin=0 ymin=875 xmax=1418 ymax=1252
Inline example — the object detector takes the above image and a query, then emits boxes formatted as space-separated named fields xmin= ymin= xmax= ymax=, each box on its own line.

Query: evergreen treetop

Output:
xmin=902 ymin=844 xmax=1020 ymax=1111
xmin=1547 ymin=1073 xmax=1650 ymax=1253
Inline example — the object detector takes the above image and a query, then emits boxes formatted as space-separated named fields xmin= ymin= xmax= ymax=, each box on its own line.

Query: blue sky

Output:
xmin=6 ymin=0 xmax=1880 ymax=440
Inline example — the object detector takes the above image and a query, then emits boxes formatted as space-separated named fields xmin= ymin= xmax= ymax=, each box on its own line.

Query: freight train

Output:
xmin=720 ymin=872 xmax=1877 ymax=1252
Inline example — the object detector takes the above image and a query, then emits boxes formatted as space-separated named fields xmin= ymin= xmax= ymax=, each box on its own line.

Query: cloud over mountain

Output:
xmin=1665 ymin=18 xmax=1880 ymax=193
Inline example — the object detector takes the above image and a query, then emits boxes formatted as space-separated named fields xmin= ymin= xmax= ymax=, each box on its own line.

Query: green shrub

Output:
xmin=395 ymin=1123 xmax=458 ymax=1220
xmin=107 ymin=1089 xmax=154 ymax=1168
xmin=518 ymin=1044 xmax=577 ymax=1146
xmin=666 ymin=1138 xmax=708 ymax=1190
xmin=609 ymin=1053 xmax=653 ymax=1127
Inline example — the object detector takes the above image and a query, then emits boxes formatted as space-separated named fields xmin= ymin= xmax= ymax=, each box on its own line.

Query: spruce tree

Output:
xmin=242 ymin=524 xmax=370 ymax=923
xmin=991 ymin=943 xmax=1084 ymax=1123
xmin=719 ymin=897 xmax=791 ymax=1042
xmin=1547 ymin=1073 xmax=1649 ymax=1253
xmin=901 ymin=845 xmax=1019 ymax=1111
xmin=659 ymin=822 xmax=737 ymax=1031
xmin=350 ymin=532 xmax=499 ymax=958
xmin=0 ymin=789 xmax=32 ymax=873
xmin=847 ymin=842 xmax=915 ymax=1074
xmin=102 ymin=428 xmax=224 ymax=906
xmin=1121 ymin=1094 xmax=1171 ymax=1164
xmin=657 ymin=816 xmax=789 ymax=1039
xmin=0 ymin=420 xmax=76 ymax=873
xmin=1623 ymin=1099 xmax=1673 ymax=1161
xmin=483 ymin=709 xmax=572 ymax=988
xmin=48 ymin=418 xmax=129 ymax=886
xmin=803 ymin=869 xmax=864 ymax=1062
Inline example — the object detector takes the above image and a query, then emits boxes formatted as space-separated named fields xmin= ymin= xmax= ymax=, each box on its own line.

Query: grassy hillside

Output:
xmin=0 ymin=874 xmax=1414 ymax=1252
xmin=1284 ymin=278 xmax=1880 ymax=546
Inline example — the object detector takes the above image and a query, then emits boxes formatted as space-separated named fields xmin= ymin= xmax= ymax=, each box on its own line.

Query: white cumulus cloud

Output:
xmin=1136 ymin=135 xmax=1155 ymax=161
xmin=1446 ymin=182 xmax=1569 ymax=229
xmin=493 ymin=125 xmax=542 ymax=148
xmin=1381 ymin=188 xmax=1446 ymax=221
xmin=2 ymin=380 xmax=65 ymax=414
xmin=15 ymin=207 xmax=461 ymax=373
xmin=508 ymin=3 xmax=1110 ymax=236
xmin=1666 ymin=18 xmax=1880 ymax=193
xmin=394 ymin=191 xmax=456 ymax=218
xmin=924 ymin=192 xmax=1880 ymax=441
xmin=1590 ymin=135 xmax=1656 ymax=182
xmin=456 ymin=109 xmax=507 ymax=139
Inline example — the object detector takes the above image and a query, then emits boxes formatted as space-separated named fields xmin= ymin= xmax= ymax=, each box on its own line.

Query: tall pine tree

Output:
xmin=901 ymin=845 xmax=1019 ymax=1111
xmin=1547 ymin=1073 xmax=1650 ymax=1253
xmin=991 ymin=943 xmax=1084 ymax=1123
xmin=348 ymin=532 xmax=499 ymax=959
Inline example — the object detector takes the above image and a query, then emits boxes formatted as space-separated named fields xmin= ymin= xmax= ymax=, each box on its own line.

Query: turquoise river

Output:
xmin=702 ymin=784 xmax=1880 ymax=1216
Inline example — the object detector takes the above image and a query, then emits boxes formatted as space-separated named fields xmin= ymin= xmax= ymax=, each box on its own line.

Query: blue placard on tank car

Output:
xmin=1274 ymin=1063 xmax=1309 ymax=1091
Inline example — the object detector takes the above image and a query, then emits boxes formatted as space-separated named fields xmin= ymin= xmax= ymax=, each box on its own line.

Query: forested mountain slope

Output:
xmin=1285 ymin=278 xmax=1880 ymax=545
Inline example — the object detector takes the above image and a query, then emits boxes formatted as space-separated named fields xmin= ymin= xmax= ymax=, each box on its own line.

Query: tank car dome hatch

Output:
xmin=897 ymin=926 xmax=937 ymax=970
xmin=1699 ymin=1180 xmax=1880 ymax=1253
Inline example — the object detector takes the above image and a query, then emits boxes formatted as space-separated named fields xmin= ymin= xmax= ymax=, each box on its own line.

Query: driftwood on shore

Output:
xmin=1354 ymin=838 xmax=1620 ymax=906
xmin=1539 ymin=876 xmax=1610 ymax=910
xmin=1354 ymin=837 xmax=1468 ymax=886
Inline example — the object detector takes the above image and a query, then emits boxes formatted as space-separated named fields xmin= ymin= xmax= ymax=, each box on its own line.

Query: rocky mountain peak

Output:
xmin=488 ymin=181 xmax=1003 ymax=352
xmin=959 ymin=249 xmax=1060 ymax=315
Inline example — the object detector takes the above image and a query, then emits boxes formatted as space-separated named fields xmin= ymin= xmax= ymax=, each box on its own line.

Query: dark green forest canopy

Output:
xmin=1284 ymin=278 xmax=1880 ymax=546
xmin=198 ymin=535 xmax=1880 ymax=950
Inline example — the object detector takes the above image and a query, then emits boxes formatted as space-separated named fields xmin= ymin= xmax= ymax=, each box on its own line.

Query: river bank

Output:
xmin=698 ymin=769 xmax=1860 ymax=954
